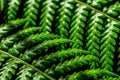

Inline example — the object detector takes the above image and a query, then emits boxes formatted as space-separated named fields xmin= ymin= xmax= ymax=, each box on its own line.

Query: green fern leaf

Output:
xmin=100 ymin=19 xmax=120 ymax=71
xmin=0 ymin=59 xmax=21 ymax=80
xmin=33 ymin=48 xmax=91 ymax=70
xmin=118 ymin=41 xmax=120 ymax=73
xmin=0 ymin=27 xmax=41 ymax=51
xmin=39 ymin=0 xmax=58 ymax=33
xmin=86 ymin=0 xmax=112 ymax=9
xmin=0 ymin=50 xmax=55 ymax=80
xmin=7 ymin=0 xmax=21 ymax=21
xmin=16 ymin=65 xmax=35 ymax=80
xmin=70 ymin=4 xmax=89 ymax=49
xmin=23 ymin=0 xmax=41 ymax=28
xmin=32 ymin=72 xmax=47 ymax=80
xmin=0 ymin=54 xmax=8 ymax=66
xmin=65 ymin=69 xmax=119 ymax=80
xmin=0 ymin=18 xmax=27 ymax=39
xmin=45 ymin=55 xmax=97 ymax=77
xmin=21 ymin=38 xmax=73 ymax=62
xmin=8 ymin=33 xmax=60 ymax=56
xmin=56 ymin=0 xmax=74 ymax=38
xmin=1 ymin=0 xmax=120 ymax=80
xmin=101 ymin=77 xmax=120 ymax=80
xmin=0 ymin=0 xmax=5 ymax=12
xmin=86 ymin=11 xmax=105 ymax=69
xmin=103 ymin=1 xmax=120 ymax=18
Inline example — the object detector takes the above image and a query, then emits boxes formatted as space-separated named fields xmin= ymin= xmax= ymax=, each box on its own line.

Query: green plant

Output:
xmin=0 ymin=0 xmax=120 ymax=80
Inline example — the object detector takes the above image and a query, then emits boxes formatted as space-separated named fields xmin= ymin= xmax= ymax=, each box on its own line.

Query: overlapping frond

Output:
xmin=100 ymin=20 xmax=120 ymax=71
xmin=39 ymin=0 xmax=58 ymax=33
xmin=0 ymin=18 xmax=27 ymax=39
xmin=0 ymin=54 xmax=8 ymax=66
xmin=1 ymin=0 xmax=120 ymax=80
xmin=86 ymin=0 xmax=112 ymax=9
xmin=32 ymin=72 xmax=47 ymax=80
xmin=63 ymin=69 xmax=119 ymax=80
xmin=86 ymin=12 xmax=105 ymax=69
xmin=70 ymin=4 xmax=89 ymax=49
xmin=21 ymin=38 xmax=73 ymax=62
xmin=8 ymin=33 xmax=60 ymax=56
xmin=103 ymin=1 xmax=120 ymax=19
xmin=23 ymin=0 xmax=41 ymax=28
xmin=0 ymin=0 xmax=5 ymax=12
xmin=16 ymin=65 xmax=34 ymax=80
xmin=56 ymin=0 xmax=74 ymax=38
xmin=0 ymin=59 xmax=21 ymax=80
xmin=42 ymin=55 xmax=97 ymax=79
xmin=117 ymin=36 xmax=120 ymax=73
xmin=7 ymin=0 xmax=21 ymax=21
xmin=0 ymin=27 xmax=41 ymax=51
xmin=33 ymin=49 xmax=91 ymax=70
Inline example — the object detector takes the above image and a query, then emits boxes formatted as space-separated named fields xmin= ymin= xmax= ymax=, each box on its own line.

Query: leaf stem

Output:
xmin=0 ymin=50 xmax=55 ymax=80
xmin=75 ymin=0 xmax=120 ymax=22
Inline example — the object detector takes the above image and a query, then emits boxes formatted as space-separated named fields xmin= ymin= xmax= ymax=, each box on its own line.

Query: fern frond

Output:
xmin=0 ymin=18 xmax=27 ymax=39
xmin=103 ymin=1 xmax=120 ymax=18
xmin=65 ymin=69 xmax=119 ymax=80
xmin=56 ymin=0 xmax=74 ymax=38
xmin=23 ymin=0 xmax=41 ymax=28
xmin=21 ymin=38 xmax=73 ymax=62
xmin=0 ymin=54 xmax=8 ymax=66
xmin=33 ymin=49 xmax=91 ymax=70
xmin=86 ymin=0 xmax=112 ymax=9
xmin=117 ymin=36 xmax=120 ymax=73
xmin=0 ymin=0 xmax=5 ymax=12
xmin=0 ymin=59 xmax=21 ymax=80
xmin=0 ymin=27 xmax=41 ymax=51
xmin=101 ymin=77 xmax=120 ymax=80
xmin=39 ymin=0 xmax=58 ymax=33
xmin=8 ymin=33 xmax=59 ymax=56
xmin=9 ymin=18 xmax=27 ymax=27
xmin=76 ymin=0 xmax=120 ymax=22
xmin=86 ymin=12 xmax=105 ymax=69
xmin=45 ymin=55 xmax=97 ymax=77
xmin=70 ymin=4 xmax=89 ymax=49
xmin=16 ymin=65 xmax=34 ymax=80
xmin=7 ymin=0 xmax=21 ymax=21
xmin=0 ymin=50 xmax=55 ymax=80
xmin=32 ymin=72 xmax=47 ymax=80
xmin=100 ymin=19 xmax=120 ymax=71
xmin=1 ymin=0 xmax=120 ymax=79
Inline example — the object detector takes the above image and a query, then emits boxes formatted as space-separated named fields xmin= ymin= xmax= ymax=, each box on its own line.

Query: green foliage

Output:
xmin=103 ymin=1 xmax=120 ymax=18
xmin=0 ymin=27 xmax=41 ymax=51
xmin=8 ymin=33 xmax=60 ymax=56
xmin=23 ymin=0 xmax=41 ymax=28
xmin=7 ymin=0 xmax=21 ymax=21
xmin=56 ymin=0 xmax=74 ymax=38
xmin=16 ymin=65 xmax=35 ymax=80
xmin=50 ymin=55 xmax=97 ymax=76
xmin=32 ymin=72 xmax=47 ymax=80
xmin=0 ymin=59 xmax=21 ymax=80
xmin=86 ymin=11 xmax=105 ymax=69
xmin=0 ymin=0 xmax=120 ymax=80
xmin=39 ymin=0 xmax=58 ymax=33
xmin=63 ymin=69 xmax=119 ymax=80
xmin=0 ymin=18 xmax=27 ymax=39
xmin=0 ymin=0 xmax=5 ymax=12
xmin=0 ymin=54 xmax=8 ymax=66
xmin=86 ymin=0 xmax=112 ymax=9
xmin=70 ymin=4 xmax=89 ymax=49
xmin=100 ymin=20 xmax=120 ymax=71
xmin=33 ymin=48 xmax=91 ymax=71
